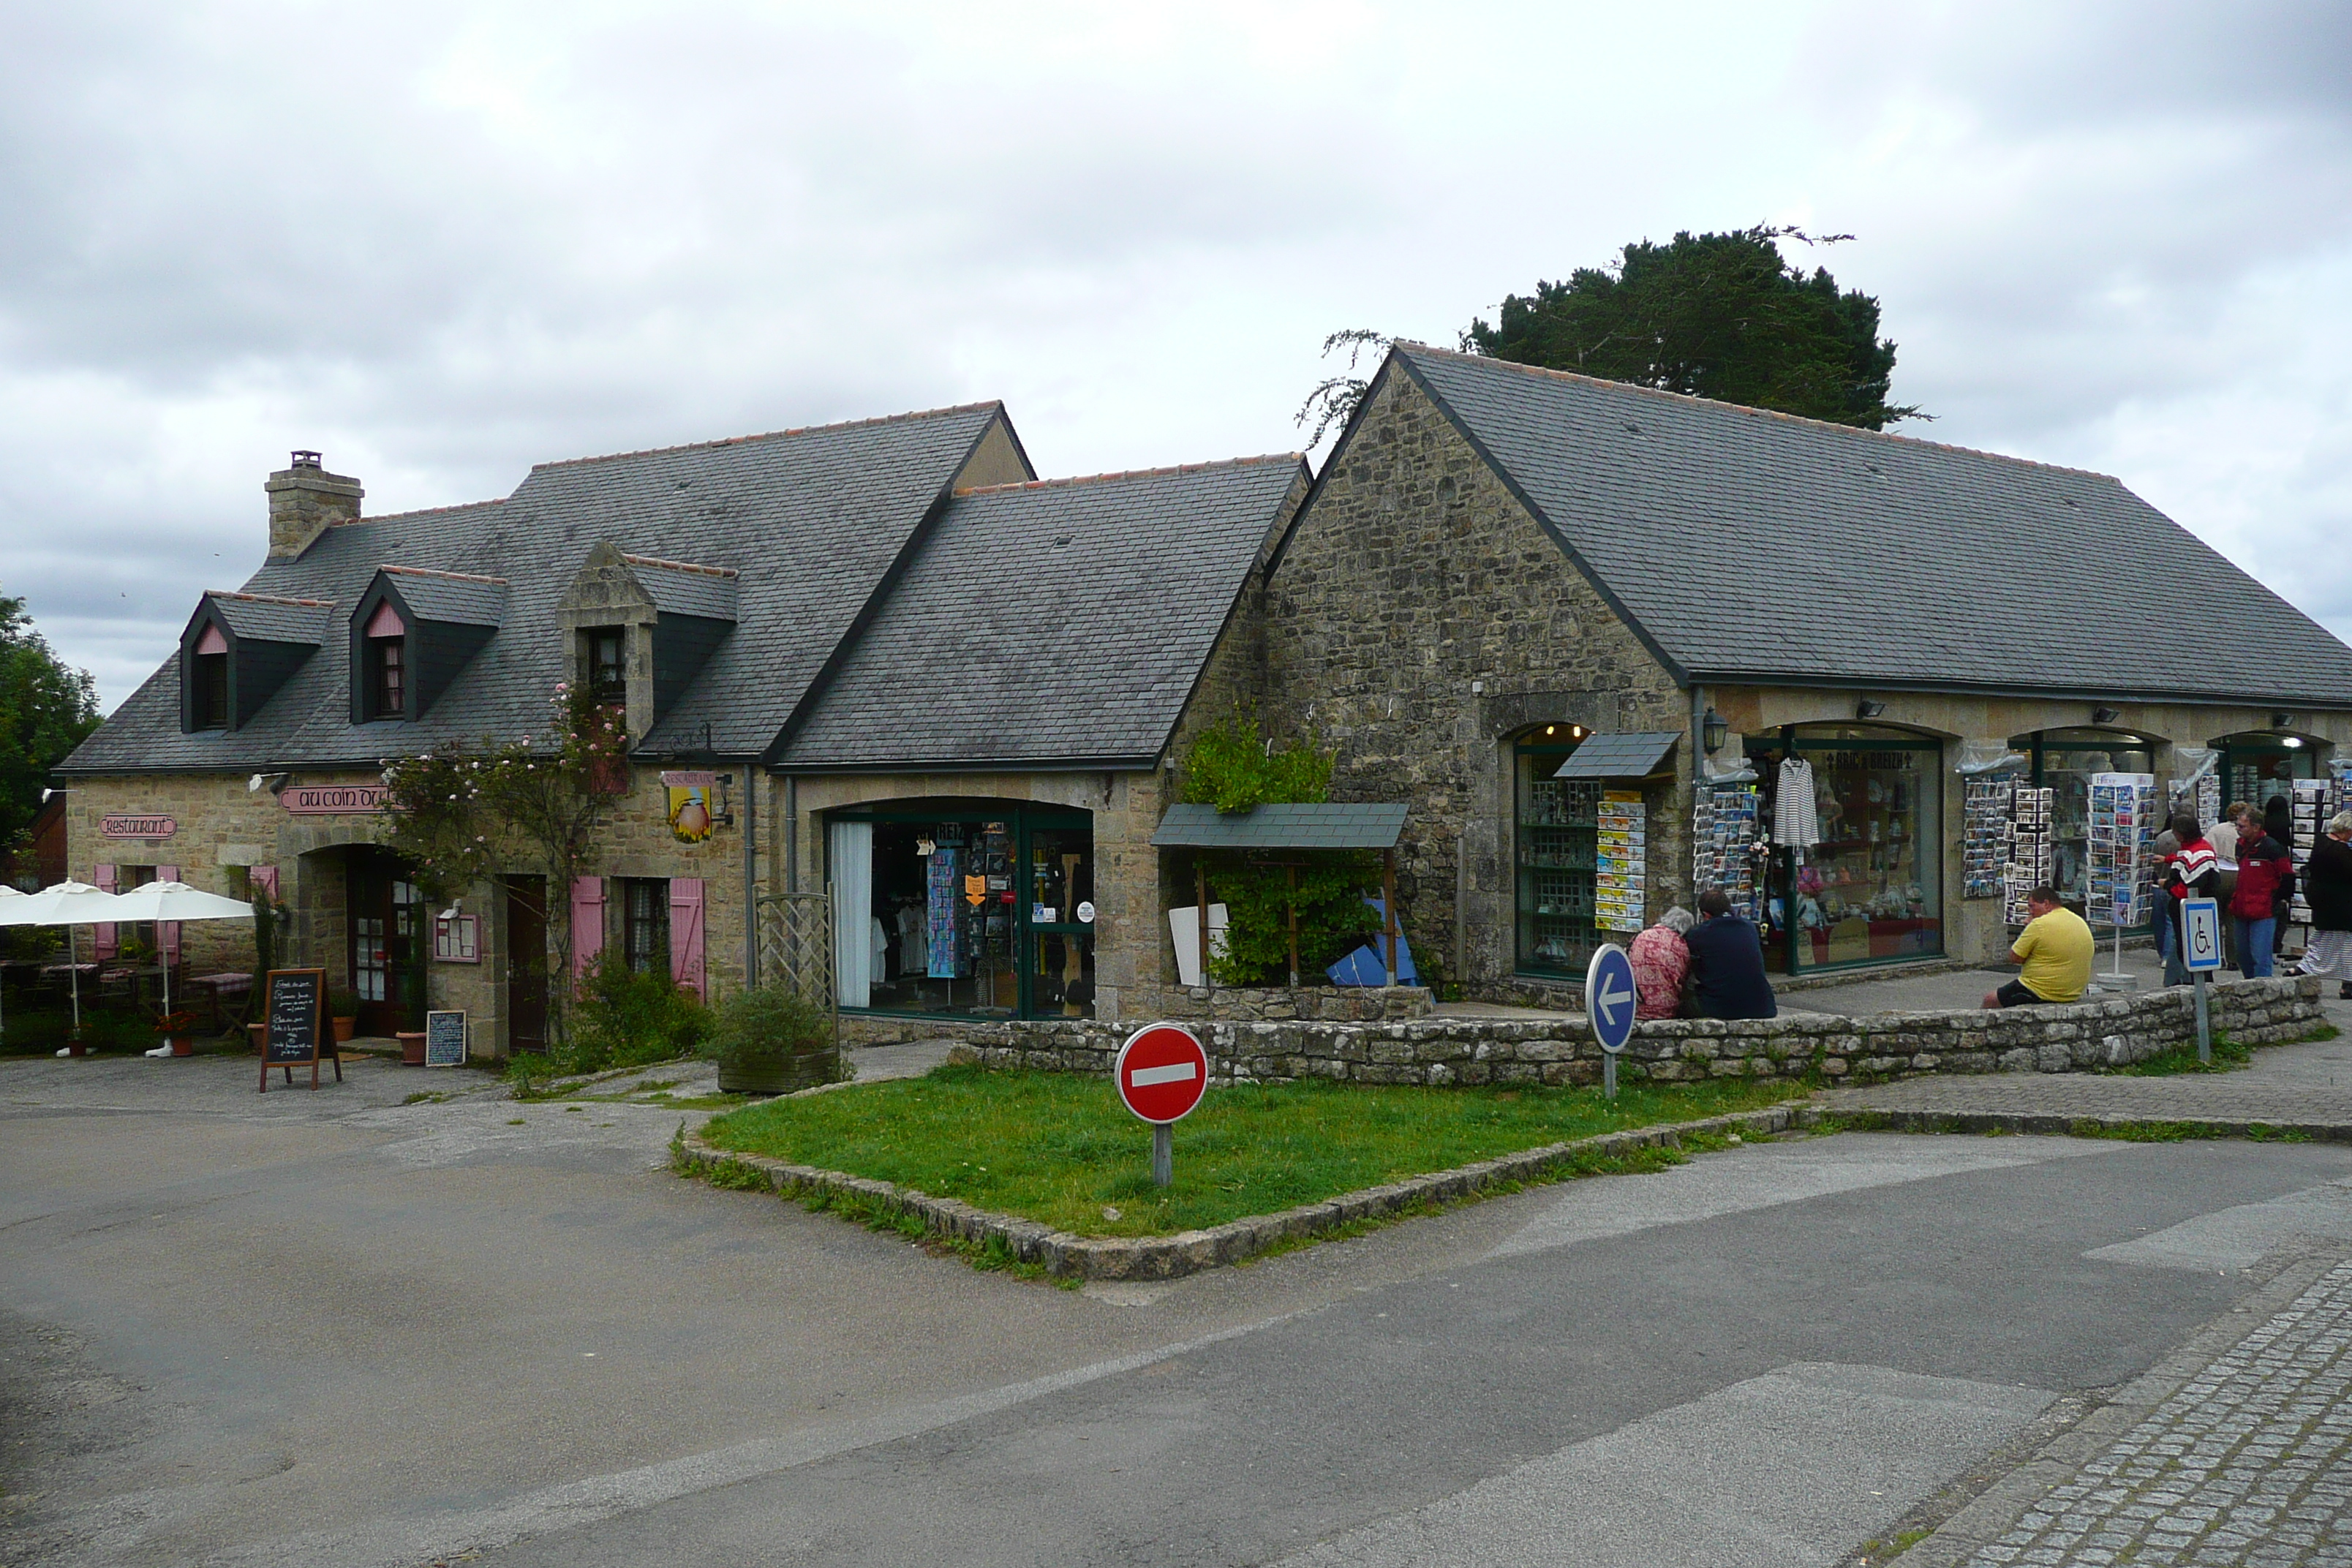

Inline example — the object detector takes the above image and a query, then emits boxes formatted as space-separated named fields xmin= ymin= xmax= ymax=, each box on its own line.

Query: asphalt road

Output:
xmin=7 ymin=1052 xmax=2352 ymax=1567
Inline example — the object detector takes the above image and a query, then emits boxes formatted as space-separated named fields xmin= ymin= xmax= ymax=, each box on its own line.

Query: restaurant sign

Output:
xmin=100 ymin=813 xmax=177 ymax=840
xmin=282 ymin=784 xmax=389 ymax=815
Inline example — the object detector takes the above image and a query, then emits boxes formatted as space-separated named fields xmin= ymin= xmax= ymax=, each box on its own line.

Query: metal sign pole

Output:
xmin=1152 ymin=1123 xmax=1172 ymax=1187
xmin=1603 ymin=1052 xmax=1618 ymax=1101
xmin=2195 ymin=971 xmax=2212 ymax=1066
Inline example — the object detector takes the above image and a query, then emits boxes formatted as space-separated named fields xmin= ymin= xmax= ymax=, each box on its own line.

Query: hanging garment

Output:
xmin=896 ymin=902 xmax=924 ymax=978
xmin=1774 ymin=756 xmax=1821 ymax=848
xmin=926 ymin=848 xmax=963 ymax=978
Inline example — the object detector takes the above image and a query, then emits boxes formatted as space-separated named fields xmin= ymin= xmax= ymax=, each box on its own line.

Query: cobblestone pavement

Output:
xmin=1823 ymin=990 xmax=2352 ymax=1132
xmin=1916 ymin=1253 xmax=2352 ymax=1567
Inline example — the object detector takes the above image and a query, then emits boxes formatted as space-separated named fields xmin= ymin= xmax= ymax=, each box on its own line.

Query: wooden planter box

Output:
xmin=717 ymin=1049 xmax=837 ymax=1096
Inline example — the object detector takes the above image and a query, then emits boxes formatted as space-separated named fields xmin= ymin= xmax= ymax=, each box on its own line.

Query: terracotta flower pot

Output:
xmin=331 ymin=1016 xmax=357 ymax=1044
xmin=399 ymin=1032 xmax=427 ymax=1066
xmin=169 ymin=1038 xmax=193 ymax=1058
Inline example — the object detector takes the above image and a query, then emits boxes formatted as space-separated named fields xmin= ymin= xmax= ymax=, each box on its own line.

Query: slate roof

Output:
xmin=1150 ymin=802 xmax=1409 ymax=851
xmin=203 ymin=591 xmax=336 ymax=645
xmin=624 ymin=554 xmax=740 ymax=621
xmin=61 ymin=404 xmax=1017 ymax=774
xmin=1380 ymin=345 xmax=2352 ymax=708
xmin=777 ymin=457 xmax=1308 ymax=770
xmin=1550 ymin=731 xmax=1681 ymax=780
xmin=380 ymin=567 xmax=508 ymax=626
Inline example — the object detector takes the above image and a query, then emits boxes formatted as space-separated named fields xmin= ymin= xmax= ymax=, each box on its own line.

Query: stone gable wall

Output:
xmin=1260 ymin=366 xmax=1689 ymax=999
xmin=962 ymin=977 xmax=2326 ymax=1087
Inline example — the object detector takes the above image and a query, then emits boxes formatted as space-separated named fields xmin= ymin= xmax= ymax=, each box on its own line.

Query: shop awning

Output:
xmin=1551 ymin=731 xmax=1681 ymax=780
xmin=1150 ymin=802 xmax=1409 ymax=851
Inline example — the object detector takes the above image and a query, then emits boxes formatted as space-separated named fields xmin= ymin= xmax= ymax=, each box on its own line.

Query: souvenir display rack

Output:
xmin=2005 ymin=785 xmax=2055 ymax=927
xmin=2086 ymin=773 xmax=2157 ymax=930
xmin=1963 ymin=774 xmax=2018 ymax=899
xmin=1594 ymin=791 xmax=1646 ymax=934
xmin=2290 ymin=780 xmax=2329 ymax=929
xmin=1692 ymin=784 xmax=1763 ymax=922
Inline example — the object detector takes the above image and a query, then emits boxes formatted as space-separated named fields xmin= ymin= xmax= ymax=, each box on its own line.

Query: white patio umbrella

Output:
xmin=0 ymin=880 xmax=126 ymax=1042
xmin=102 ymin=881 xmax=255 ymax=1031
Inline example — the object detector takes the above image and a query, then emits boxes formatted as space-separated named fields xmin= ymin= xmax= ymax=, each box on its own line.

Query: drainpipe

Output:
xmin=1689 ymin=682 xmax=1708 ymax=905
xmin=742 ymin=762 xmax=758 ymax=988
xmin=784 ymin=776 xmax=798 ymax=894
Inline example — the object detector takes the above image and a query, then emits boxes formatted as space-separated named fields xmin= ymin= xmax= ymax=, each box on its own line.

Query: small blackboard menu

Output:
xmin=259 ymin=968 xmax=328 ymax=1093
xmin=424 ymin=1010 xmax=467 ymax=1067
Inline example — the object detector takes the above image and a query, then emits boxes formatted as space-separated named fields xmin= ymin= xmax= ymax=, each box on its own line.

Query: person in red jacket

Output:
xmin=2229 ymin=806 xmax=2296 ymax=980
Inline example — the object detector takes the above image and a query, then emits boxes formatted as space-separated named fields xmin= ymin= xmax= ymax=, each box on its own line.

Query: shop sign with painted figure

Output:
xmin=662 ymin=770 xmax=717 ymax=843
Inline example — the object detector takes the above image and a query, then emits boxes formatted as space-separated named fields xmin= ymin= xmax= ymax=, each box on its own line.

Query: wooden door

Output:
xmin=350 ymin=849 xmax=425 ymax=1036
xmin=505 ymin=875 xmax=549 ymax=1055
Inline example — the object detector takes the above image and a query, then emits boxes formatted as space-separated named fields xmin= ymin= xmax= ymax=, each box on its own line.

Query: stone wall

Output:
xmin=1259 ymin=365 xmax=1691 ymax=1000
xmin=961 ymin=976 xmax=2328 ymax=1087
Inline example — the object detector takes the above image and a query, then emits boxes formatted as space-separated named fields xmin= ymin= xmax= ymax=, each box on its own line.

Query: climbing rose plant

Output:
xmin=379 ymin=684 xmax=631 ymax=1039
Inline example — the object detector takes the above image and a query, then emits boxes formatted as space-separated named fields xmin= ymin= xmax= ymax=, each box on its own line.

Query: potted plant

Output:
xmin=328 ymin=987 xmax=361 ymax=1044
xmin=150 ymin=1009 xmax=198 ymax=1058
xmin=703 ymin=984 xmax=838 ymax=1096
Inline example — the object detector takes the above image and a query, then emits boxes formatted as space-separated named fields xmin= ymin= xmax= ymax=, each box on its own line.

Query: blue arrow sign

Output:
xmin=1586 ymin=943 xmax=1638 ymax=1055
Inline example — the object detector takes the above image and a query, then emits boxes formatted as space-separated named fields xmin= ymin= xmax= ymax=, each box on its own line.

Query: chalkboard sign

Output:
xmin=424 ymin=1010 xmax=467 ymax=1067
xmin=258 ymin=968 xmax=339 ymax=1093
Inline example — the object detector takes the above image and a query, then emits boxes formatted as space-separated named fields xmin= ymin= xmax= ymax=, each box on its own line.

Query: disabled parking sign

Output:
xmin=2182 ymin=897 xmax=2223 ymax=973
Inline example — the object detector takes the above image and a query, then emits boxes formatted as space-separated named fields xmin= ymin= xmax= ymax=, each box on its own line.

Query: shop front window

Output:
xmin=2020 ymin=728 xmax=2156 ymax=913
xmin=1514 ymin=725 xmax=1597 ymax=976
xmin=831 ymin=802 xmax=1094 ymax=1020
xmin=1751 ymin=726 xmax=1942 ymax=972
xmin=2213 ymin=733 xmax=2329 ymax=824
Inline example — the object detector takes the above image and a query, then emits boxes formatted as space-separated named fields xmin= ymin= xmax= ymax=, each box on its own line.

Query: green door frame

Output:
xmin=824 ymin=800 xmax=1093 ymax=1020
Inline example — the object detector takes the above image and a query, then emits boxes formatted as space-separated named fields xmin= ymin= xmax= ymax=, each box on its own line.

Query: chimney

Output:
xmin=265 ymin=450 xmax=363 ymax=559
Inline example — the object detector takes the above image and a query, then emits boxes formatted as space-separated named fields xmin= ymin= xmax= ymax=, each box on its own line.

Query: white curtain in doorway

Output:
xmin=829 ymin=820 xmax=874 ymax=1009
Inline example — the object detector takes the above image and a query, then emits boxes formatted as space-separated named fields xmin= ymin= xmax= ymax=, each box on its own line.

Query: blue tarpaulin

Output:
xmin=1327 ymin=896 xmax=1417 ymax=986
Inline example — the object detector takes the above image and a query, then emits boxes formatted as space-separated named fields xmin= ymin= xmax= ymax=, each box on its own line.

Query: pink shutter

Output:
xmin=93 ymin=864 xmax=117 ymax=959
xmin=252 ymin=864 xmax=279 ymax=901
xmin=668 ymin=878 xmax=705 ymax=998
xmin=159 ymin=865 xmax=181 ymax=966
xmin=570 ymin=876 xmax=606 ymax=979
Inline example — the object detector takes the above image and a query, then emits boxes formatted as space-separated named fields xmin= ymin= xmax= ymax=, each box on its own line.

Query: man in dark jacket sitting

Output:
xmin=1685 ymin=889 xmax=1779 ymax=1019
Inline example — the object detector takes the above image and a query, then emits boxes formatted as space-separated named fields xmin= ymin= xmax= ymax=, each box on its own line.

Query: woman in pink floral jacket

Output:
xmin=1629 ymin=907 xmax=1696 ymax=1020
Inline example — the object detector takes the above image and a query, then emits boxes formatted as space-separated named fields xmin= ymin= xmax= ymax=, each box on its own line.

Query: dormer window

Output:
xmin=192 ymin=625 xmax=230 ymax=730
xmin=364 ymin=598 xmax=407 ymax=720
xmin=585 ymin=627 xmax=627 ymax=702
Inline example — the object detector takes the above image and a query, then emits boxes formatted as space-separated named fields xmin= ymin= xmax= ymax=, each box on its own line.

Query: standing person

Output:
xmin=2265 ymin=795 xmax=2296 ymax=960
xmin=2230 ymin=807 xmax=2295 ymax=980
xmin=1983 ymin=886 xmax=2094 ymax=1008
xmin=2149 ymin=814 xmax=2183 ymax=977
xmin=2160 ymin=813 xmax=2219 ymax=987
xmin=1686 ymin=889 xmax=1778 ymax=1020
xmin=2212 ymin=801 xmax=2248 ymax=965
xmin=2299 ymin=811 xmax=2352 ymax=1000
xmin=1629 ymin=906 xmax=1695 ymax=1021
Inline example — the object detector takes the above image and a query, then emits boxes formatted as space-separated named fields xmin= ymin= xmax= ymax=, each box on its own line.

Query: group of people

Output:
xmin=1981 ymin=799 xmax=2352 ymax=1010
xmin=1620 ymin=800 xmax=2352 ymax=1025
xmin=1627 ymin=890 xmax=1779 ymax=1022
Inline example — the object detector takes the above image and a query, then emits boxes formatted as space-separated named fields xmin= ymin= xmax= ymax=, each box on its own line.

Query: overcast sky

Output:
xmin=4 ymin=1 xmax=2348 ymax=709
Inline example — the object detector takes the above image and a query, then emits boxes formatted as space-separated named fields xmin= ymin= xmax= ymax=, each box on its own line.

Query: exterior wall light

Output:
xmin=1702 ymin=708 xmax=1728 ymax=753
xmin=2284 ymin=736 xmax=2304 ymax=749
xmin=1855 ymin=699 xmax=1887 ymax=719
xmin=2272 ymin=712 xmax=2294 ymax=730
xmin=2091 ymin=706 xmax=2122 ymax=725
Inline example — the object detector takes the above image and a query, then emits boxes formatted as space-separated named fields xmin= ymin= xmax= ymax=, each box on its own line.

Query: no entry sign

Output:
xmin=1115 ymin=1022 xmax=1209 ymax=1125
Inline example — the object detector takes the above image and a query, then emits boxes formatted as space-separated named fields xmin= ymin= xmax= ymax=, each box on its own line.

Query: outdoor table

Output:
xmin=190 ymin=971 xmax=255 ymax=1030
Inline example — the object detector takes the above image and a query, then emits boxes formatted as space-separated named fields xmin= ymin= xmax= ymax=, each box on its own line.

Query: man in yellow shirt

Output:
xmin=1982 ymin=886 xmax=2095 ymax=1008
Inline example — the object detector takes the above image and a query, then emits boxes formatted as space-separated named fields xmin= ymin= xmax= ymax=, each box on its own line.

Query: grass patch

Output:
xmin=2103 ymin=1031 xmax=2251 ymax=1077
xmin=696 ymin=1065 xmax=1804 ymax=1238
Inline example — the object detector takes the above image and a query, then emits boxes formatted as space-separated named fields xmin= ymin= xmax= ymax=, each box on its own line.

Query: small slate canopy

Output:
xmin=1552 ymin=731 xmax=1681 ymax=780
xmin=1151 ymin=802 xmax=1410 ymax=851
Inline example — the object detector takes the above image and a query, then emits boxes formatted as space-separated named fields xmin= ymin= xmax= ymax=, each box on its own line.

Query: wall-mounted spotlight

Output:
xmin=2272 ymin=712 xmax=2294 ymax=731
xmin=2091 ymin=706 xmax=2122 ymax=725
xmin=1855 ymin=699 xmax=1887 ymax=720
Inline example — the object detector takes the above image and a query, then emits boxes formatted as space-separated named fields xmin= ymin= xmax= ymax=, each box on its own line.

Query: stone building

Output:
xmin=1248 ymin=344 xmax=2352 ymax=1003
xmin=58 ymin=409 xmax=1305 ymax=1054
xmin=56 ymin=347 xmax=2352 ymax=1048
